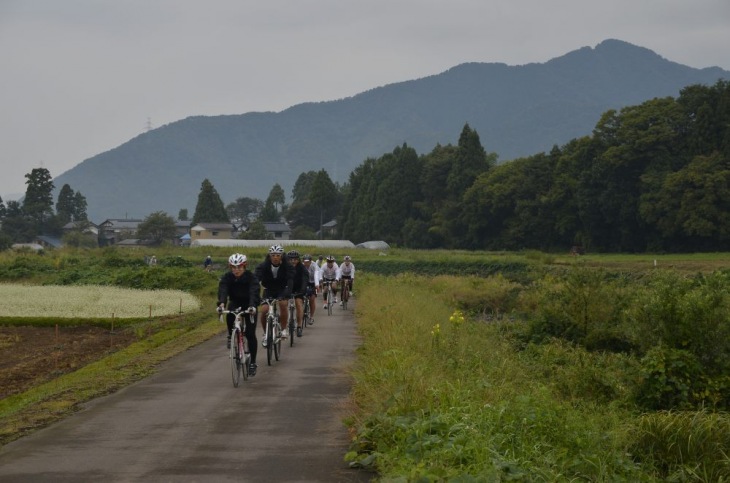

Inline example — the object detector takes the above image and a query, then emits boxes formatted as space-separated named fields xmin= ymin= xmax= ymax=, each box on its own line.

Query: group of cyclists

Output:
xmin=217 ymin=244 xmax=356 ymax=377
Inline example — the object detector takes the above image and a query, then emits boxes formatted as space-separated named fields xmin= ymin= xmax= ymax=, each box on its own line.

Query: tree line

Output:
xmin=338 ymin=80 xmax=730 ymax=252
xmin=3 ymin=80 xmax=728 ymax=252
xmin=0 ymin=170 xmax=91 ymax=249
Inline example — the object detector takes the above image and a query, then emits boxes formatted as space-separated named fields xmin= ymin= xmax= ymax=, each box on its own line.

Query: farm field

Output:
xmin=0 ymin=325 xmax=137 ymax=400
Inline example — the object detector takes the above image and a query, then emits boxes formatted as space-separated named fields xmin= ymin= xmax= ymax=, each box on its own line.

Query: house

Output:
xmin=190 ymin=222 xmax=237 ymax=241
xmin=34 ymin=236 xmax=63 ymax=249
xmin=62 ymin=221 xmax=99 ymax=236
xmin=98 ymin=219 xmax=143 ymax=246
xmin=320 ymin=219 xmax=337 ymax=238
xmin=174 ymin=220 xmax=191 ymax=237
xmin=263 ymin=222 xmax=292 ymax=241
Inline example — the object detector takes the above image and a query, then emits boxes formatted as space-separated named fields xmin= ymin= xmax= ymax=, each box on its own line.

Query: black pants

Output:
xmin=227 ymin=312 xmax=258 ymax=364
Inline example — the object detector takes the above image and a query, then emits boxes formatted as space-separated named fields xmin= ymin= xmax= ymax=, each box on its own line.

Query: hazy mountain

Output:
xmin=52 ymin=39 xmax=730 ymax=222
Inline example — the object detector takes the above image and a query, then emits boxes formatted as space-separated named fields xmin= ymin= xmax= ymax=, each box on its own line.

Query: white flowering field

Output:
xmin=0 ymin=284 xmax=201 ymax=318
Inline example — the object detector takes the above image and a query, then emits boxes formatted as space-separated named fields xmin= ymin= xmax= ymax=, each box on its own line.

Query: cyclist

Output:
xmin=302 ymin=254 xmax=320 ymax=325
xmin=320 ymin=255 xmax=340 ymax=309
xmin=286 ymin=250 xmax=309 ymax=337
xmin=339 ymin=255 xmax=356 ymax=302
xmin=255 ymin=244 xmax=295 ymax=343
xmin=204 ymin=255 xmax=213 ymax=272
xmin=218 ymin=253 xmax=259 ymax=376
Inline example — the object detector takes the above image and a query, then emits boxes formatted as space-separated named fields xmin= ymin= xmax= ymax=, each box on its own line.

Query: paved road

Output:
xmin=0 ymin=300 xmax=374 ymax=482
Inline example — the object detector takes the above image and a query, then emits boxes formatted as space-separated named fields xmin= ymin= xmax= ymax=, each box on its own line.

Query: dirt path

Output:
xmin=0 ymin=301 xmax=374 ymax=482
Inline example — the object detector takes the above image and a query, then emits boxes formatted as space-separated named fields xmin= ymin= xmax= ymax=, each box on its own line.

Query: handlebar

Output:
xmin=217 ymin=306 xmax=256 ymax=316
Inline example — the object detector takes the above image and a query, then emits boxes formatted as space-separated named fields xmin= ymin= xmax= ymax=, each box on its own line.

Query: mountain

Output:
xmin=53 ymin=39 xmax=730 ymax=222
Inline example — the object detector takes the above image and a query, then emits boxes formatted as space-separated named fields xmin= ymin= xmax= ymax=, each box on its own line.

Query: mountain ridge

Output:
xmin=52 ymin=39 xmax=730 ymax=221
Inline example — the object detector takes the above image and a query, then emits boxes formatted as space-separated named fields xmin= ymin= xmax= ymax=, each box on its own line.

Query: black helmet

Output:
xmin=287 ymin=250 xmax=300 ymax=259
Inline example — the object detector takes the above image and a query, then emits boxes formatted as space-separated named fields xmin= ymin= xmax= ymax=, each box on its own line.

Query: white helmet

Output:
xmin=269 ymin=244 xmax=284 ymax=254
xmin=228 ymin=253 xmax=247 ymax=266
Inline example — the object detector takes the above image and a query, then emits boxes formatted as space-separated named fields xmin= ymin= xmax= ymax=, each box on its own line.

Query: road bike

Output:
xmin=322 ymin=280 xmax=335 ymax=316
xmin=340 ymin=277 xmax=351 ymax=310
xmin=218 ymin=307 xmax=254 ymax=387
xmin=261 ymin=298 xmax=283 ymax=366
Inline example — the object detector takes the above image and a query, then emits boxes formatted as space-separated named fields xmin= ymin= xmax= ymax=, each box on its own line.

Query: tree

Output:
xmin=0 ymin=195 xmax=6 ymax=220
xmin=178 ymin=209 xmax=189 ymax=221
xmin=267 ymin=183 xmax=286 ymax=213
xmin=61 ymin=230 xmax=98 ymax=249
xmin=291 ymin=171 xmax=318 ymax=204
xmin=238 ymin=219 xmax=272 ymax=240
xmin=0 ymin=200 xmax=33 ymax=242
xmin=259 ymin=184 xmax=287 ymax=221
xmin=137 ymin=211 xmax=177 ymax=245
xmin=309 ymin=169 xmax=338 ymax=238
xmin=226 ymin=197 xmax=263 ymax=222
xmin=72 ymin=191 xmax=88 ymax=221
xmin=191 ymin=179 xmax=229 ymax=226
xmin=56 ymin=184 xmax=76 ymax=225
xmin=23 ymin=168 xmax=55 ymax=234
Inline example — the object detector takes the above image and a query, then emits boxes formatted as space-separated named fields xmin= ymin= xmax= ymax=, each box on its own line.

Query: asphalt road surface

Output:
xmin=0 ymin=299 xmax=374 ymax=482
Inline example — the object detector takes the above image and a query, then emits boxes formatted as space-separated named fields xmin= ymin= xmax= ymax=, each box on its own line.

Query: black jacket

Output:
xmin=292 ymin=262 xmax=309 ymax=294
xmin=254 ymin=257 xmax=294 ymax=299
xmin=218 ymin=270 xmax=259 ymax=308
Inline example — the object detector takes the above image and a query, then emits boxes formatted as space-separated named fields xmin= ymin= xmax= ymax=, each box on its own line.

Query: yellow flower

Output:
xmin=449 ymin=310 xmax=465 ymax=326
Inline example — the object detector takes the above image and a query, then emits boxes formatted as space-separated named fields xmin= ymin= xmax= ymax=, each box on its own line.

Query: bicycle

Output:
xmin=322 ymin=280 xmax=335 ymax=316
xmin=261 ymin=298 xmax=283 ymax=366
xmin=340 ymin=277 xmax=351 ymax=310
xmin=218 ymin=307 xmax=254 ymax=387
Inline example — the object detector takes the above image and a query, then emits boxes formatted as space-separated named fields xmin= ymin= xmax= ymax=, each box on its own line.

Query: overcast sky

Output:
xmin=1 ymin=0 xmax=729 ymax=200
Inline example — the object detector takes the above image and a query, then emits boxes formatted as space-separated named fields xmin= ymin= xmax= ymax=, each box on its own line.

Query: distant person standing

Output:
xmin=204 ymin=255 xmax=213 ymax=272
xmin=149 ymin=255 xmax=157 ymax=266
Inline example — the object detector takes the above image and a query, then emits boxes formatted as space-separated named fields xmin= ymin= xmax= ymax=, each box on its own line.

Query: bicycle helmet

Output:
xmin=228 ymin=253 xmax=247 ymax=266
xmin=302 ymin=254 xmax=312 ymax=261
xmin=344 ymin=255 xmax=352 ymax=261
xmin=269 ymin=244 xmax=284 ymax=254
xmin=325 ymin=255 xmax=335 ymax=262
xmin=287 ymin=250 xmax=300 ymax=259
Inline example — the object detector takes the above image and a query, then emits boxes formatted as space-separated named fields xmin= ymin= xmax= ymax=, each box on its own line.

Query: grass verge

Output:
xmin=346 ymin=273 xmax=730 ymax=481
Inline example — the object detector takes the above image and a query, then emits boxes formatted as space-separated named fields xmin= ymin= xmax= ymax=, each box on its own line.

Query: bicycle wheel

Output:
xmin=303 ymin=299 xmax=310 ymax=329
xmin=266 ymin=316 xmax=274 ymax=366
xmin=327 ymin=286 xmax=333 ymax=316
xmin=230 ymin=329 xmax=242 ymax=387
xmin=274 ymin=321 xmax=282 ymax=361
xmin=241 ymin=333 xmax=249 ymax=381
xmin=341 ymin=284 xmax=349 ymax=310
xmin=289 ymin=306 xmax=295 ymax=347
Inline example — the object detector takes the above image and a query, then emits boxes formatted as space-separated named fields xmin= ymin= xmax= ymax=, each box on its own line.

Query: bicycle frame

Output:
xmin=261 ymin=298 xmax=283 ymax=365
xmin=219 ymin=307 xmax=253 ymax=387
xmin=322 ymin=281 xmax=335 ymax=316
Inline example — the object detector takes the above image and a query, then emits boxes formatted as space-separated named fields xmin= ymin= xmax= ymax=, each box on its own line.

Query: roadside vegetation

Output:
xmin=1 ymin=247 xmax=729 ymax=481
xmin=347 ymin=262 xmax=730 ymax=481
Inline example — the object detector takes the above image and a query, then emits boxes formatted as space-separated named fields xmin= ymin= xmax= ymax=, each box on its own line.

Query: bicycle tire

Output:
xmin=241 ymin=332 xmax=249 ymax=381
xmin=266 ymin=316 xmax=274 ymax=366
xmin=327 ymin=285 xmax=333 ymax=316
xmin=288 ymin=300 xmax=295 ymax=347
xmin=341 ymin=284 xmax=349 ymax=310
xmin=303 ymin=299 xmax=310 ymax=329
xmin=230 ymin=328 xmax=242 ymax=387
xmin=274 ymin=322 xmax=281 ymax=361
